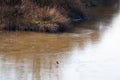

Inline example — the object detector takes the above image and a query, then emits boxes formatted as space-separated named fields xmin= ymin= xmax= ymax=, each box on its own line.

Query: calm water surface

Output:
xmin=0 ymin=5 xmax=120 ymax=80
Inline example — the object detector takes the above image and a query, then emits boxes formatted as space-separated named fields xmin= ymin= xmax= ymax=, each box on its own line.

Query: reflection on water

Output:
xmin=0 ymin=5 xmax=120 ymax=80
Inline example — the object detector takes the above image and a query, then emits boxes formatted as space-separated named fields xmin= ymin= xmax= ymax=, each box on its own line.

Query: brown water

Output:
xmin=0 ymin=5 xmax=120 ymax=80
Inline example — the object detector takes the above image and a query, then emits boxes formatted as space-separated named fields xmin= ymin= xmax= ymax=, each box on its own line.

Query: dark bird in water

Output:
xmin=56 ymin=61 xmax=59 ymax=64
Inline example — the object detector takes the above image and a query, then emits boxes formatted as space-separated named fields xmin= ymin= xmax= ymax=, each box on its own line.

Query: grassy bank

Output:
xmin=0 ymin=0 xmax=118 ymax=32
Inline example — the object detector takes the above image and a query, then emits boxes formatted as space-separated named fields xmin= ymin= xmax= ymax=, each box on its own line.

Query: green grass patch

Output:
xmin=32 ymin=19 xmax=53 ymax=25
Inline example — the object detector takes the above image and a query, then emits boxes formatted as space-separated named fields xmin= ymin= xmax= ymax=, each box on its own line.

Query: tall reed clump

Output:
xmin=18 ymin=0 xmax=70 ymax=32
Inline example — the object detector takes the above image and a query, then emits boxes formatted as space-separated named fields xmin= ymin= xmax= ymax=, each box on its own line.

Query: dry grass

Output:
xmin=14 ymin=0 xmax=71 ymax=32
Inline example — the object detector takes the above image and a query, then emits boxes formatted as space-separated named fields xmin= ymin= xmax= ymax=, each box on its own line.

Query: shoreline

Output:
xmin=0 ymin=0 xmax=119 ymax=32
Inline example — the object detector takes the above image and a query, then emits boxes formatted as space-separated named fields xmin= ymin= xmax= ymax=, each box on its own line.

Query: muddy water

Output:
xmin=0 ymin=5 xmax=120 ymax=80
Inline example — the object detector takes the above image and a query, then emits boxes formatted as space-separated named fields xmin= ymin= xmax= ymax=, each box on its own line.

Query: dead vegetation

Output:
xmin=0 ymin=0 xmax=117 ymax=32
